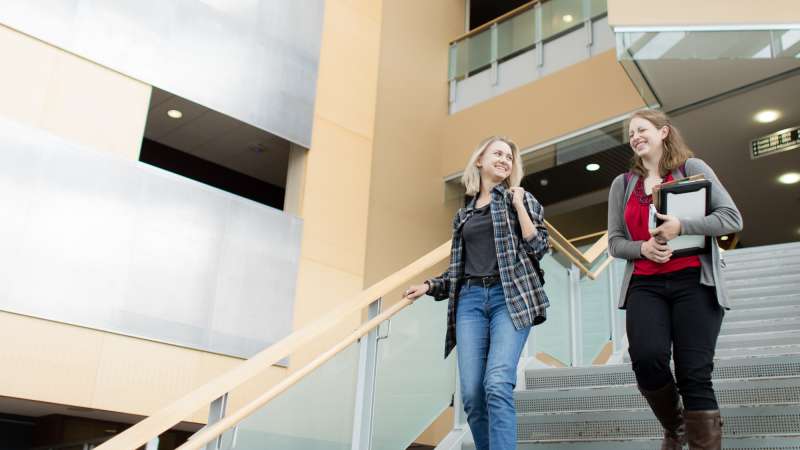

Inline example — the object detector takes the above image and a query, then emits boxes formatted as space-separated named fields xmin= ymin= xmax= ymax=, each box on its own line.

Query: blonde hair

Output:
xmin=461 ymin=136 xmax=524 ymax=196
xmin=627 ymin=109 xmax=694 ymax=177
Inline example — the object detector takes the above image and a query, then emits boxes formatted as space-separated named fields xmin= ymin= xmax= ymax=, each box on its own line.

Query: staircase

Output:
xmin=507 ymin=242 xmax=800 ymax=449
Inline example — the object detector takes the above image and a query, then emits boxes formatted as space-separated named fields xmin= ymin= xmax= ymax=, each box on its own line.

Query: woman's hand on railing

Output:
xmin=404 ymin=282 xmax=430 ymax=301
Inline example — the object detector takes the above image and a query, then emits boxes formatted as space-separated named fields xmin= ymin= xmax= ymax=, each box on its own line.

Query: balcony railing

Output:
xmin=448 ymin=0 xmax=608 ymax=83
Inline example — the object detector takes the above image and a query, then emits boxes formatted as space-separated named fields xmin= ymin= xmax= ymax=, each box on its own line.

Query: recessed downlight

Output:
xmin=778 ymin=172 xmax=800 ymax=184
xmin=167 ymin=109 xmax=183 ymax=119
xmin=562 ymin=14 xmax=574 ymax=23
xmin=539 ymin=178 xmax=549 ymax=187
xmin=586 ymin=163 xmax=600 ymax=172
xmin=720 ymin=236 xmax=729 ymax=241
xmin=754 ymin=110 xmax=780 ymax=123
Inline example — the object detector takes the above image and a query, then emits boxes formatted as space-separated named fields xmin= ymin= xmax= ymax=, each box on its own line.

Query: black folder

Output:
xmin=656 ymin=179 xmax=712 ymax=257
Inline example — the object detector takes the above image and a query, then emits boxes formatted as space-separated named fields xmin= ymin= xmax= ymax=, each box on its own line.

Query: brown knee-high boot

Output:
xmin=684 ymin=410 xmax=722 ymax=450
xmin=639 ymin=382 xmax=687 ymax=450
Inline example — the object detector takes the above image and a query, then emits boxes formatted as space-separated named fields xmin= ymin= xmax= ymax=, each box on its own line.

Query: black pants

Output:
xmin=626 ymin=267 xmax=724 ymax=411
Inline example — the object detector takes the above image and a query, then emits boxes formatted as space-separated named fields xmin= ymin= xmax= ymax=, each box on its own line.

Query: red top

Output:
xmin=625 ymin=174 xmax=701 ymax=276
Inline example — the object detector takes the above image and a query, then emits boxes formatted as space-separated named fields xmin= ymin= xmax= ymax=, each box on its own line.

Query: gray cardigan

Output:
xmin=607 ymin=158 xmax=744 ymax=309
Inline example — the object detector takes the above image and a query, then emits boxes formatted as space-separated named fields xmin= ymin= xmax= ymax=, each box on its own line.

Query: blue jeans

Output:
xmin=456 ymin=281 xmax=531 ymax=450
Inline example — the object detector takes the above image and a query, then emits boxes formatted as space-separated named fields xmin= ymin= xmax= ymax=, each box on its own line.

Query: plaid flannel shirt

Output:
xmin=428 ymin=184 xmax=550 ymax=358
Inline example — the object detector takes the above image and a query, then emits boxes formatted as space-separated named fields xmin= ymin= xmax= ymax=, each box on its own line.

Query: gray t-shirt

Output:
xmin=463 ymin=204 xmax=499 ymax=277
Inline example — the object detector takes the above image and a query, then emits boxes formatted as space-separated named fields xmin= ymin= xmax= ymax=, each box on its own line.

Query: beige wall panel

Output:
xmin=313 ymin=0 xmax=381 ymax=139
xmin=301 ymin=117 xmax=374 ymax=277
xmin=90 ymin=334 xmax=205 ymax=416
xmin=0 ymin=25 xmax=149 ymax=161
xmin=291 ymin=257 xmax=365 ymax=329
xmin=441 ymin=50 xmax=645 ymax=176
xmin=608 ymin=0 xmax=800 ymax=27
xmin=41 ymin=50 xmax=150 ymax=161
xmin=0 ymin=25 xmax=57 ymax=124
xmin=363 ymin=0 xmax=465 ymax=285
xmin=0 ymin=312 xmax=103 ymax=407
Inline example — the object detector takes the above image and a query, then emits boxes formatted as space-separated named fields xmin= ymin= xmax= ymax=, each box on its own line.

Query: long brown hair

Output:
xmin=627 ymin=110 xmax=694 ymax=177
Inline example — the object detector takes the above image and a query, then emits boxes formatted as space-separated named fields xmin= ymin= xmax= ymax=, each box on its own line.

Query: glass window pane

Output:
xmin=219 ymin=343 xmax=359 ymax=450
xmin=530 ymin=253 xmax=572 ymax=366
xmin=372 ymin=297 xmax=457 ymax=449
xmin=497 ymin=8 xmax=536 ymax=60
xmin=467 ymin=30 xmax=493 ymax=73
xmin=454 ymin=39 xmax=470 ymax=79
xmin=541 ymin=0 xmax=584 ymax=40
xmin=579 ymin=253 xmax=612 ymax=366
xmin=589 ymin=0 xmax=608 ymax=19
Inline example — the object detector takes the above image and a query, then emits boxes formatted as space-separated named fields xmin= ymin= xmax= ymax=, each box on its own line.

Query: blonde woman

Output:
xmin=608 ymin=110 xmax=742 ymax=449
xmin=405 ymin=136 xmax=549 ymax=450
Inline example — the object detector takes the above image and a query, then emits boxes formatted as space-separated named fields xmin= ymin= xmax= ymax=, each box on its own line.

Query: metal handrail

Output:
xmin=96 ymin=223 xmax=609 ymax=450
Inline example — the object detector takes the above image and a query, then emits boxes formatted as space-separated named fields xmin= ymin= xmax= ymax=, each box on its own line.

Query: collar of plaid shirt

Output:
xmin=437 ymin=183 xmax=549 ymax=358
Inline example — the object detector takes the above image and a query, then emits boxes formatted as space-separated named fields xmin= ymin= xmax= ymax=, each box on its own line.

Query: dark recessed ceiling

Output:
xmin=522 ymin=145 xmax=633 ymax=206
xmin=469 ymin=0 xmax=530 ymax=29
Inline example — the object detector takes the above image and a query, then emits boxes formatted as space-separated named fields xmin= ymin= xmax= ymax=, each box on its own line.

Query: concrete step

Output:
xmin=515 ymin=377 xmax=800 ymax=415
xmin=512 ymin=436 xmax=800 ymax=449
xmin=516 ymin=404 xmax=800 ymax=442
xmin=726 ymin=273 xmax=800 ymax=290
xmin=715 ymin=344 xmax=800 ymax=360
xmin=729 ymin=284 xmax=800 ymax=301
xmin=716 ymin=329 xmax=800 ymax=350
xmin=724 ymin=262 xmax=800 ymax=280
xmin=724 ymin=255 xmax=800 ymax=272
xmin=725 ymin=243 xmax=800 ymax=261
xmin=727 ymin=294 xmax=800 ymax=311
xmin=525 ymin=354 xmax=800 ymax=390
xmin=725 ymin=305 xmax=800 ymax=323
xmin=721 ymin=316 xmax=800 ymax=336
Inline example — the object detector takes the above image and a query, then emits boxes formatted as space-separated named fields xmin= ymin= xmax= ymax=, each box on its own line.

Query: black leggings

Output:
xmin=626 ymin=267 xmax=725 ymax=411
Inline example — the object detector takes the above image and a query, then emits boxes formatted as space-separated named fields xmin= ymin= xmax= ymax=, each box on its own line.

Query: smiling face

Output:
xmin=628 ymin=116 xmax=669 ymax=161
xmin=477 ymin=140 xmax=514 ymax=183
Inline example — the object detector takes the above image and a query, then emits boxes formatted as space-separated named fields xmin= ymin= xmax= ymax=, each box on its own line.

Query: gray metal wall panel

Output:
xmin=0 ymin=0 xmax=324 ymax=147
xmin=0 ymin=117 xmax=302 ymax=359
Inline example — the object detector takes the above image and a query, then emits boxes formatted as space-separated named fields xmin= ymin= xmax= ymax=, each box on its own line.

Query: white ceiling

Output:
xmin=642 ymin=62 xmax=800 ymax=247
xmin=144 ymin=88 xmax=291 ymax=188
xmin=639 ymin=57 xmax=800 ymax=111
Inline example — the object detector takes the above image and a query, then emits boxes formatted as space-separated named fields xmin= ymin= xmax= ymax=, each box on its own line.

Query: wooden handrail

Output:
xmin=176 ymin=298 xmax=413 ymax=450
xmin=568 ymin=230 xmax=607 ymax=243
xmin=582 ymin=233 xmax=609 ymax=264
xmin=97 ymin=241 xmax=452 ymax=450
xmin=97 ymin=222 xmax=612 ymax=450
xmin=449 ymin=0 xmax=539 ymax=45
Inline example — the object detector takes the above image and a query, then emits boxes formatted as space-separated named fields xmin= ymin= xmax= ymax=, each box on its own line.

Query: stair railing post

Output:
xmin=351 ymin=298 xmax=382 ymax=450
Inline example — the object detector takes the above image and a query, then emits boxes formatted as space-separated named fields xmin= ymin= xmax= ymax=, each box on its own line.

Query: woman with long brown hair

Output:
xmin=607 ymin=110 xmax=743 ymax=449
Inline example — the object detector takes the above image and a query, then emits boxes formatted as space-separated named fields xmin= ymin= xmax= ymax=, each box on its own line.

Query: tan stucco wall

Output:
xmin=608 ymin=0 xmax=800 ymax=27
xmin=440 ymin=50 xmax=645 ymax=177
xmin=363 ymin=0 xmax=464 ymax=287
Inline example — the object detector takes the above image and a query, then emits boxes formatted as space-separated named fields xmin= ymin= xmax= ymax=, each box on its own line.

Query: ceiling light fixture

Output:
xmin=562 ymin=14 xmax=574 ymax=23
xmin=778 ymin=172 xmax=800 ymax=184
xmin=167 ymin=109 xmax=183 ymax=119
xmin=720 ymin=236 xmax=729 ymax=241
xmin=754 ymin=110 xmax=780 ymax=123
xmin=540 ymin=179 xmax=549 ymax=186
xmin=586 ymin=163 xmax=600 ymax=172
